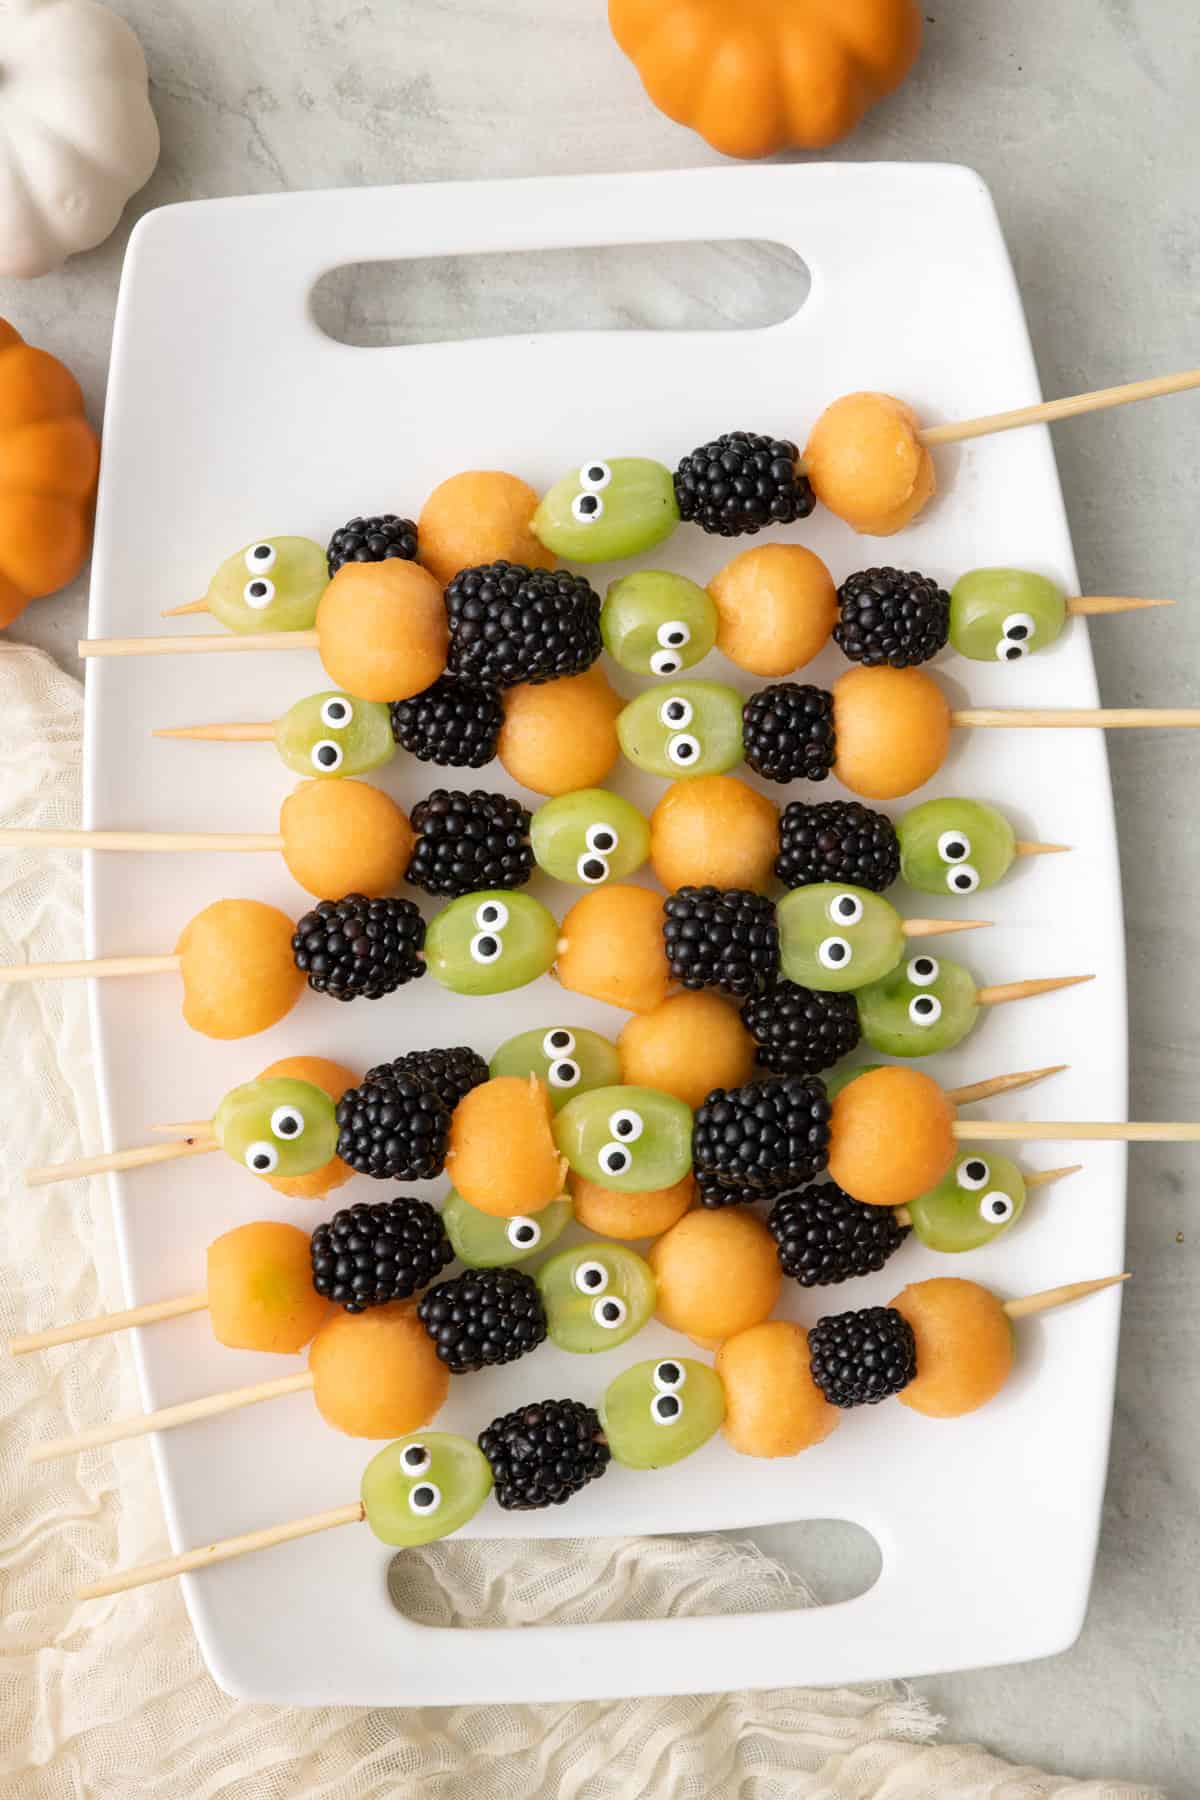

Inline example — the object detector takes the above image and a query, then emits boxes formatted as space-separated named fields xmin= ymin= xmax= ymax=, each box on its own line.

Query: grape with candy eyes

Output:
xmin=535 ymin=1243 xmax=657 ymax=1352
xmin=777 ymin=884 xmax=905 ymax=993
xmin=855 ymin=954 xmax=980 ymax=1057
xmin=905 ymin=1150 xmax=1026 ymax=1253
xmin=553 ymin=1084 xmax=694 ymax=1192
xmin=441 ymin=1187 xmax=573 ymax=1268
xmin=530 ymin=788 xmax=651 ymax=887
xmin=212 ymin=1076 xmax=339 ymax=1179
xmin=273 ymin=690 xmax=395 ymax=779
xmin=949 ymin=568 xmax=1067 ymax=663
xmin=601 ymin=571 xmax=718 ymax=676
xmin=531 ymin=458 xmax=680 ymax=562
xmin=488 ymin=1025 xmax=622 ymax=1111
xmin=601 ymin=1357 xmax=725 ymax=1468
xmin=897 ymin=797 xmax=1017 ymax=896
xmin=617 ymin=681 xmax=744 ymax=779
xmin=206 ymin=537 xmax=328 ymax=634
xmin=361 ymin=1432 xmax=493 ymax=1547
xmin=423 ymin=891 xmax=558 ymax=996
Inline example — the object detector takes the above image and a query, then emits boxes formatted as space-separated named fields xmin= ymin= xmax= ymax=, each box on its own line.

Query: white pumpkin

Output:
xmin=0 ymin=0 xmax=160 ymax=279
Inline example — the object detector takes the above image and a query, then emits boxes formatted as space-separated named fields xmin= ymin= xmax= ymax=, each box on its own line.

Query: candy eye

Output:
xmin=576 ymin=854 xmax=610 ymax=884
xmin=818 ymin=935 xmax=853 ymax=970
xmin=937 ymin=831 xmax=971 ymax=863
xmin=243 ymin=577 xmax=275 ymax=608
xmin=908 ymin=993 xmax=943 ymax=1027
xmin=543 ymin=1028 xmax=575 ymax=1056
xmin=653 ymin=1360 xmax=685 ymax=1391
xmin=996 ymin=638 xmax=1028 ymax=662
xmin=980 ymin=1190 xmax=1015 ymax=1224
xmin=311 ymin=739 xmax=344 ymax=772
xmin=907 ymin=956 xmax=940 ymax=986
xmin=579 ymin=461 xmax=612 ymax=492
xmin=1002 ymin=612 xmax=1037 ymax=643
xmin=829 ymin=891 xmax=864 ymax=926
xmin=585 ymin=823 xmax=619 ymax=854
xmin=657 ymin=621 xmax=691 ymax=649
xmin=608 ymin=1108 xmax=644 ymax=1142
xmin=651 ymin=1391 xmax=683 ymax=1424
xmin=401 ymin=1442 xmax=432 ymax=1476
xmin=659 ymin=696 xmax=693 ymax=729
xmin=469 ymin=932 xmax=504 ymax=964
xmin=548 ymin=1057 xmax=581 ymax=1089
xmin=593 ymin=1296 xmax=628 ymax=1330
xmin=506 ymin=1216 xmax=542 ymax=1249
xmin=571 ymin=492 xmax=604 ymax=524
xmin=408 ymin=1482 xmax=442 ymax=1516
xmin=599 ymin=1141 xmax=632 ymax=1176
xmin=475 ymin=900 xmax=509 ymax=931
xmin=244 ymin=543 xmax=277 ymax=573
xmin=650 ymin=648 xmax=683 ymax=675
xmin=956 ymin=1157 xmax=990 ymax=1192
xmin=945 ymin=863 xmax=981 ymax=895
xmin=244 ymin=1140 xmax=279 ymax=1174
xmin=270 ymin=1105 xmax=305 ymax=1140
xmin=321 ymin=696 xmax=354 ymax=729
xmin=667 ymin=733 xmax=701 ymax=767
xmin=573 ymin=1259 xmax=610 ymax=1295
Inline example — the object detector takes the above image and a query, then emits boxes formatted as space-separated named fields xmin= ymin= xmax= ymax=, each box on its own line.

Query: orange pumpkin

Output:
xmin=609 ymin=0 xmax=923 ymax=160
xmin=0 ymin=318 xmax=100 ymax=629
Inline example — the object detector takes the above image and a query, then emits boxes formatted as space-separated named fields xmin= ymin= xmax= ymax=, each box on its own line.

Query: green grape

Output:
xmin=273 ymin=690 xmax=395 ymax=779
xmin=552 ymin=1084 xmax=693 ymax=1192
xmin=777 ymin=884 xmax=904 ymax=993
xmin=617 ymin=681 xmax=744 ymax=779
xmin=441 ymin=1187 xmax=573 ymax=1267
xmin=424 ymin=891 xmax=558 ymax=996
xmin=949 ymin=568 xmax=1067 ymax=663
xmin=601 ymin=1356 xmax=725 ymax=1468
xmin=856 ymin=954 xmax=980 ymax=1057
xmin=601 ymin=571 xmax=717 ymax=676
xmin=536 ymin=1243 xmax=656 ymax=1352
xmin=531 ymin=458 xmax=680 ymax=562
xmin=207 ymin=536 xmax=328 ymax=634
xmin=906 ymin=1150 xmax=1026 ymax=1253
xmin=897 ymin=797 xmax=1016 ymax=897
xmin=488 ymin=1025 xmax=622 ymax=1110
xmin=361 ymin=1432 xmax=493 ymax=1547
xmin=212 ymin=1076 xmax=338 ymax=1178
xmin=530 ymin=789 xmax=651 ymax=887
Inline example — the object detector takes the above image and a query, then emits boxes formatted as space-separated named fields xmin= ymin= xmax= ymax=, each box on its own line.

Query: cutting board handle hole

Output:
xmin=310 ymin=241 xmax=810 ymax=347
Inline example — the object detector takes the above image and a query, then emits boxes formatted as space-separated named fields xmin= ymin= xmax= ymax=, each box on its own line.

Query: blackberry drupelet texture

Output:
xmin=364 ymin=1045 xmax=489 ymax=1114
xmin=741 ymin=979 xmax=862 ymax=1077
xmin=416 ymin=1268 xmax=548 ymax=1374
xmin=478 ymin=1397 xmax=610 ymax=1509
xmin=335 ymin=1072 xmax=450 ymax=1181
xmin=407 ymin=789 xmax=533 ymax=898
xmin=661 ymin=886 xmax=780 ymax=998
xmin=834 ymin=568 xmax=951 ymax=668
xmin=389 ymin=674 xmax=504 ymax=769
xmin=326 ymin=513 xmax=418 ymax=577
xmin=309 ymin=1199 xmax=453 ymax=1313
xmin=444 ymin=562 xmax=602 ymax=687
xmin=775 ymin=799 xmax=901 ymax=893
xmin=291 ymin=894 xmax=426 ymax=1001
xmin=674 ymin=432 xmax=815 ymax=537
xmin=767 ymin=1183 xmax=909 ymax=1287
xmin=807 ymin=1304 xmax=917 ymax=1406
xmin=692 ymin=1076 xmax=832 ymax=1198
xmin=741 ymin=683 xmax=836 ymax=784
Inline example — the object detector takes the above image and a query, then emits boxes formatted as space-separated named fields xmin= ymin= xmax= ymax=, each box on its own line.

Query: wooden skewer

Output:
xmin=917 ymin=367 xmax=1200 ymax=447
xmin=78 ymin=631 xmax=318 ymax=659
xmin=162 ymin=598 xmax=209 ymax=617
xmin=153 ymin=722 xmax=276 ymax=742
xmin=0 ymin=953 xmax=180 ymax=986
xmin=24 ymin=1138 xmax=217 ymax=1189
xmin=30 ymin=1369 xmax=314 ymax=1464
xmin=1014 ymin=840 xmax=1071 ymax=857
xmin=1002 ymin=1272 xmax=1130 ymax=1319
xmin=9 ymin=1292 xmax=209 ymax=1356
xmin=1067 ymin=596 xmax=1174 ymax=615
xmin=77 ymin=1500 xmax=365 ymax=1600
xmin=902 ymin=917 xmax=991 ymax=939
xmin=975 ymin=974 xmax=1094 ymax=1007
xmin=0 ymin=828 xmax=284 ymax=854
xmin=892 ymin=1160 xmax=1079 ymax=1224
xmin=148 ymin=1120 xmax=214 ymax=1137
xmin=945 ymin=1065 xmax=1065 ymax=1106
xmin=952 ymin=708 xmax=1200 ymax=730
xmin=956 ymin=1120 xmax=1200 ymax=1143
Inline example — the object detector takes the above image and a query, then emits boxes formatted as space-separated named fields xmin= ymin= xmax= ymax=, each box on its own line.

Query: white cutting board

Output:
xmin=83 ymin=165 xmax=1126 ymax=1705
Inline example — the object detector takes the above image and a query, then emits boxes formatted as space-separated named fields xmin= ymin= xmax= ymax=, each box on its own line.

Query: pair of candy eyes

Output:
xmin=815 ymin=891 xmax=871 ymax=970
xmin=658 ymin=694 xmax=704 ymax=767
xmin=572 ymin=1258 xmax=629 ymax=1330
xmin=470 ymin=899 xmax=512 ymax=966
xmin=398 ymin=1443 xmax=443 ymax=1516
xmin=577 ymin=821 xmax=621 ymax=886
xmin=569 ymin=461 xmax=612 ymax=525
xmin=648 ymin=1358 xmax=687 ymax=1424
xmin=541 ymin=1027 xmax=584 ymax=1092
xmin=242 ymin=542 xmax=279 ymax=609
xmin=995 ymin=611 xmax=1037 ymax=662
xmin=597 ymin=1108 xmax=645 ymax=1176
xmin=310 ymin=695 xmax=355 ymax=771
xmin=935 ymin=829 xmax=981 ymax=894
xmin=244 ymin=1104 xmax=308 ymax=1174
xmin=955 ymin=1156 xmax=1016 ymax=1223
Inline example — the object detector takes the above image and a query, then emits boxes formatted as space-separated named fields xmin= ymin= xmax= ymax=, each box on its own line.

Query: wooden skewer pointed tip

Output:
xmin=1068 ymin=596 xmax=1175 ymax=615
xmin=903 ymin=916 xmax=991 ymax=938
xmin=1023 ymin=1163 xmax=1083 ymax=1190
xmin=1014 ymin=840 xmax=1071 ymax=857
xmin=976 ymin=973 xmax=1094 ymax=1007
xmin=946 ymin=1065 xmax=1067 ymax=1106
xmin=1003 ymin=1272 xmax=1130 ymax=1320
xmin=161 ymin=598 xmax=209 ymax=617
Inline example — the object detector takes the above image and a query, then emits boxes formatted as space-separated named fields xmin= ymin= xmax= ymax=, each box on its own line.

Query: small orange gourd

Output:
xmin=0 ymin=319 xmax=100 ymax=629
xmin=609 ymin=0 xmax=923 ymax=160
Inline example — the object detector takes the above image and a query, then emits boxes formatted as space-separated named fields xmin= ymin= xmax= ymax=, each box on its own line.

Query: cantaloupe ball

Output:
xmin=309 ymin=1303 xmax=448 ymax=1438
xmin=828 ymin=1065 xmax=955 ymax=1208
xmin=497 ymin=666 xmax=622 ymax=796
xmin=207 ymin=1221 xmax=332 ymax=1353
xmin=803 ymin=392 xmax=936 ymax=536
xmin=890 ymin=1277 xmax=1014 ymax=1418
xmin=279 ymin=779 xmax=414 ymax=900
xmin=716 ymin=1321 xmax=840 ymax=1457
xmin=556 ymin=884 xmax=670 ymax=1014
xmin=176 ymin=899 xmax=304 ymax=1040
xmin=569 ymin=1170 xmax=694 ymax=1239
xmin=419 ymin=470 xmax=555 ymax=586
xmin=707 ymin=544 xmax=837 ymax=676
xmin=445 ymin=1074 xmax=564 ymax=1217
xmin=831 ymin=664 xmax=951 ymax=801
xmin=258 ymin=1056 xmax=357 ymax=1199
xmin=317 ymin=560 xmax=448 ymax=701
xmin=618 ymin=991 xmax=754 ymax=1110
xmin=650 ymin=775 xmax=779 ymax=894
xmin=649 ymin=1208 xmax=781 ymax=1340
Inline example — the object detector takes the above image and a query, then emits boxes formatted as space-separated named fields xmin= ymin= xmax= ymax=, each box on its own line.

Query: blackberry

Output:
xmin=364 ymin=1046 xmax=488 ymax=1114
xmin=407 ymin=789 xmax=533 ymax=898
xmin=389 ymin=675 xmax=503 ymax=769
xmin=445 ymin=562 xmax=602 ymax=688
xmin=674 ymin=431 xmax=815 ymax=537
xmin=767 ymin=1183 xmax=909 ymax=1287
xmin=692 ymin=1076 xmax=831 ymax=1196
xmin=335 ymin=1072 xmax=449 ymax=1181
xmin=834 ymin=568 xmax=951 ymax=668
xmin=695 ymin=1168 xmax=760 ymax=1209
xmin=478 ymin=1397 xmax=610 ymax=1509
xmin=326 ymin=513 xmax=418 ymax=577
xmin=775 ymin=800 xmax=901 ymax=893
xmin=291 ymin=894 xmax=425 ymax=1002
xmin=741 ymin=980 xmax=861 ymax=1077
xmin=417 ymin=1268 xmax=547 ymax=1375
xmin=662 ymin=886 xmax=779 ymax=998
xmin=807 ymin=1304 xmax=917 ymax=1407
xmin=741 ymin=684 xmax=836 ymax=784
xmin=310 ymin=1198 xmax=452 ymax=1313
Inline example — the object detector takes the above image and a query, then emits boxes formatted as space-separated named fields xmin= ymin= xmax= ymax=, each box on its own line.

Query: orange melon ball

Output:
xmin=445 ymin=1074 xmax=564 ymax=1217
xmin=803 ymin=391 xmax=936 ymax=536
xmin=279 ymin=779 xmax=414 ymax=900
xmin=649 ymin=1208 xmax=781 ymax=1341
xmin=716 ymin=1321 xmax=840 ymax=1458
xmin=207 ymin=1221 xmax=332 ymax=1353
xmin=832 ymin=664 xmax=951 ymax=801
xmin=309 ymin=1303 xmax=448 ymax=1438
xmin=618 ymin=991 xmax=754 ymax=1110
xmin=176 ymin=899 xmax=303 ymax=1040
xmin=317 ymin=559 xmax=447 ymax=701
xmin=569 ymin=1170 xmax=694 ymax=1239
xmin=650 ymin=775 xmax=779 ymax=894
xmin=419 ymin=470 xmax=555 ymax=586
xmin=555 ymin=884 xmax=670 ymax=1014
xmin=891 ymin=1277 xmax=1014 ymax=1418
xmin=828 ymin=1066 xmax=955 ymax=1208
xmin=497 ymin=666 xmax=622 ymax=796
xmin=707 ymin=544 xmax=837 ymax=676
xmin=258 ymin=1056 xmax=357 ymax=1199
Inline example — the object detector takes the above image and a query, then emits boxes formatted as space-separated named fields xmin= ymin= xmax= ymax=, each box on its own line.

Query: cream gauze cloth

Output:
xmin=0 ymin=642 xmax=1161 ymax=1800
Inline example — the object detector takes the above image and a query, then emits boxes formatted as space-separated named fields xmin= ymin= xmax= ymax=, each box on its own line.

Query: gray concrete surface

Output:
xmin=3 ymin=0 xmax=1198 ymax=1789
